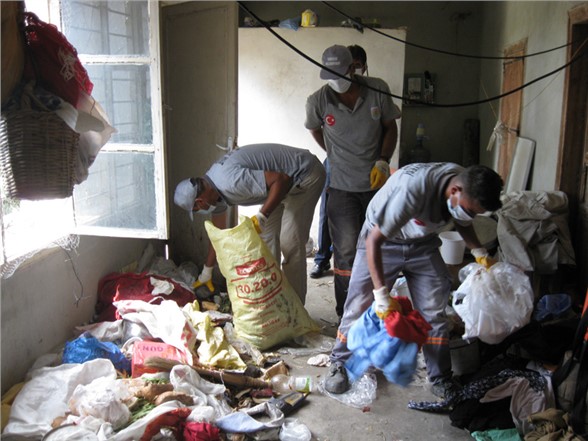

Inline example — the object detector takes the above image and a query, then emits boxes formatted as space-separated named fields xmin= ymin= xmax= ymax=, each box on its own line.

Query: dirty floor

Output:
xmin=275 ymin=259 xmax=474 ymax=441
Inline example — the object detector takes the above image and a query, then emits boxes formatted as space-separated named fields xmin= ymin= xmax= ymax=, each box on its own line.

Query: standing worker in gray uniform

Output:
xmin=305 ymin=44 xmax=401 ymax=320
xmin=310 ymin=44 xmax=370 ymax=280
xmin=324 ymin=162 xmax=503 ymax=397
xmin=174 ymin=143 xmax=326 ymax=304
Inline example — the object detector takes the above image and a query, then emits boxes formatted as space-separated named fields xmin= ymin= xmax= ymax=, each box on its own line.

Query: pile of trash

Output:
xmin=1 ymin=252 xmax=333 ymax=440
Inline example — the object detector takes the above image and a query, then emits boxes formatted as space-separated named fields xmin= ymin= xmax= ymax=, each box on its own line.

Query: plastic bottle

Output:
xmin=270 ymin=374 xmax=315 ymax=394
xmin=408 ymin=123 xmax=431 ymax=163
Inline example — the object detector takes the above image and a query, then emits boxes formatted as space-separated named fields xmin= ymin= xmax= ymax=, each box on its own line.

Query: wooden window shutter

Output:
xmin=498 ymin=39 xmax=527 ymax=180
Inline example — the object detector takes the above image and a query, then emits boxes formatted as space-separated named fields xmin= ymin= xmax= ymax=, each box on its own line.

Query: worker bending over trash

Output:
xmin=324 ymin=162 xmax=503 ymax=398
xmin=174 ymin=143 xmax=325 ymax=304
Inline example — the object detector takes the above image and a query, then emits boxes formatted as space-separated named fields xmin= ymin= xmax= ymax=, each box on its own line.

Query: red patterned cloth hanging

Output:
xmin=22 ymin=11 xmax=93 ymax=107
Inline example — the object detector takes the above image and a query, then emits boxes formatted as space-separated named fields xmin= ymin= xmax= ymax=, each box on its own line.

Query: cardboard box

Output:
xmin=132 ymin=341 xmax=185 ymax=378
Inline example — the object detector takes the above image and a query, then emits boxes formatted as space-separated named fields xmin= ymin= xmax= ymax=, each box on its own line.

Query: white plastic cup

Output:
xmin=439 ymin=231 xmax=466 ymax=265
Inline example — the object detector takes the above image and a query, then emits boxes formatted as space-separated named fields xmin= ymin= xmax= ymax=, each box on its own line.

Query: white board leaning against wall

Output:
xmin=238 ymin=27 xmax=406 ymax=240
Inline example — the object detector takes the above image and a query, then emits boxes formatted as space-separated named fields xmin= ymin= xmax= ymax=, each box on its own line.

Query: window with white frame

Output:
xmin=0 ymin=0 xmax=166 ymax=268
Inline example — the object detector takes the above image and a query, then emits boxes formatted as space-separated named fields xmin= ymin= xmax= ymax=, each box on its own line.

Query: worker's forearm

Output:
xmin=204 ymin=212 xmax=226 ymax=267
xmin=310 ymin=128 xmax=327 ymax=151
xmin=261 ymin=178 xmax=291 ymax=216
xmin=204 ymin=245 xmax=217 ymax=268
xmin=455 ymin=224 xmax=482 ymax=250
xmin=379 ymin=120 xmax=398 ymax=160
xmin=366 ymin=227 xmax=386 ymax=290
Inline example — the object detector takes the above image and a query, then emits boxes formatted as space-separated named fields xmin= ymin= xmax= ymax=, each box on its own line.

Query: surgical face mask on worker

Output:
xmin=194 ymin=200 xmax=216 ymax=215
xmin=447 ymin=194 xmax=473 ymax=222
xmin=327 ymin=77 xmax=352 ymax=93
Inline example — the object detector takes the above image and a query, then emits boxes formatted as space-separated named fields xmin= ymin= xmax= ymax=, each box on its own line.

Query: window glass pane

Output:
xmin=1 ymin=198 xmax=74 ymax=260
xmin=85 ymin=64 xmax=152 ymax=144
xmin=61 ymin=0 xmax=149 ymax=56
xmin=73 ymin=152 xmax=155 ymax=229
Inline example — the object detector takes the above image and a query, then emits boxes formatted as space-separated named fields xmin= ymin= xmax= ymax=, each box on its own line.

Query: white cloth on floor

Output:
xmin=479 ymin=376 xmax=548 ymax=434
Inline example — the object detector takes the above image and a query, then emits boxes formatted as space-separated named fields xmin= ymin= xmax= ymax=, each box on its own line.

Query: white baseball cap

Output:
xmin=174 ymin=178 xmax=199 ymax=221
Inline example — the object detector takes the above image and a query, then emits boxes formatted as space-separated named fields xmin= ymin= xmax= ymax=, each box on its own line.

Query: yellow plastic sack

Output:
xmin=205 ymin=216 xmax=319 ymax=350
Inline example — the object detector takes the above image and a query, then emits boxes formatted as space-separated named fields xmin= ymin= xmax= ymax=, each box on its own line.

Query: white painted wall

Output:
xmin=238 ymin=27 xmax=406 ymax=241
xmin=239 ymin=2 xmax=485 ymax=165
xmin=478 ymin=1 xmax=584 ymax=191
xmin=1 ymin=236 xmax=152 ymax=393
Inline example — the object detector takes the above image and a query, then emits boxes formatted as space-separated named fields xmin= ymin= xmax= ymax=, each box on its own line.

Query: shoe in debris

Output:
xmin=324 ymin=361 xmax=350 ymax=394
xmin=309 ymin=262 xmax=331 ymax=278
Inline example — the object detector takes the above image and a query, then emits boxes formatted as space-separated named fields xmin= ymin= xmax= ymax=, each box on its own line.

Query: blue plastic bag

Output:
xmin=533 ymin=293 xmax=572 ymax=322
xmin=346 ymin=304 xmax=418 ymax=387
xmin=62 ymin=332 xmax=131 ymax=373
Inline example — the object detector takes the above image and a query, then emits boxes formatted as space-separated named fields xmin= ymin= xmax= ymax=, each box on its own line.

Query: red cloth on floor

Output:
xmin=95 ymin=272 xmax=195 ymax=322
xmin=182 ymin=422 xmax=221 ymax=441
xmin=384 ymin=296 xmax=432 ymax=348
xmin=139 ymin=408 xmax=192 ymax=441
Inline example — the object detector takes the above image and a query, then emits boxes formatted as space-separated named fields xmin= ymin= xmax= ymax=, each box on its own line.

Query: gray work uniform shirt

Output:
xmin=304 ymin=76 xmax=401 ymax=192
xmin=360 ymin=162 xmax=469 ymax=243
xmin=205 ymin=143 xmax=319 ymax=213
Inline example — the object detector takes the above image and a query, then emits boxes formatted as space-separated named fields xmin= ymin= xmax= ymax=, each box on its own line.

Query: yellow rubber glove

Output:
xmin=373 ymin=286 xmax=403 ymax=320
xmin=370 ymin=160 xmax=390 ymax=190
xmin=472 ymin=247 xmax=496 ymax=270
xmin=250 ymin=211 xmax=268 ymax=234
xmin=193 ymin=265 xmax=215 ymax=292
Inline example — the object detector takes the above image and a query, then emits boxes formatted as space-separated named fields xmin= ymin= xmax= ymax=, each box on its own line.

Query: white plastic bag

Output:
xmin=68 ymin=377 xmax=132 ymax=430
xmin=452 ymin=262 xmax=534 ymax=344
xmin=279 ymin=418 xmax=312 ymax=441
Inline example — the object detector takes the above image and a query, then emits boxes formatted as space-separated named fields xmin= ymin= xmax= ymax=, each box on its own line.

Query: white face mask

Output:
xmin=447 ymin=195 xmax=473 ymax=222
xmin=354 ymin=68 xmax=365 ymax=76
xmin=195 ymin=201 xmax=216 ymax=215
xmin=327 ymin=77 xmax=352 ymax=93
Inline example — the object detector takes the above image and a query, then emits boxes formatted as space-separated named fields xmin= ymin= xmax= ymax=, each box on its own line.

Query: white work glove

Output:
xmin=370 ymin=160 xmax=390 ymax=190
xmin=193 ymin=265 xmax=215 ymax=292
xmin=251 ymin=211 xmax=268 ymax=234
xmin=471 ymin=247 xmax=496 ymax=270
xmin=373 ymin=286 xmax=402 ymax=320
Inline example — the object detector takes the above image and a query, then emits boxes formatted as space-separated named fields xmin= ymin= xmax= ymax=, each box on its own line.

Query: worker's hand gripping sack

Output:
xmin=452 ymin=262 xmax=534 ymax=344
xmin=205 ymin=216 xmax=318 ymax=350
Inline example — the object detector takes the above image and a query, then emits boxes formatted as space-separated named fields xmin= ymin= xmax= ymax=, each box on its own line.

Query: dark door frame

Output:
xmin=556 ymin=3 xmax=588 ymax=297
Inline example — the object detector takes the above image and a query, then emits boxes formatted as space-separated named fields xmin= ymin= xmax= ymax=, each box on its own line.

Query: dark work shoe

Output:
xmin=324 ymin=361 xmax=350 ymax=394
xmin=309 ymin=262 xmax=331 ymax=278
xmin=430 ymin=377 xmax=461 ymax=401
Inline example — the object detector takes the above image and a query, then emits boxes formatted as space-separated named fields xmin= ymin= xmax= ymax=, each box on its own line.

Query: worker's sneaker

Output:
xmin=309 ymin=262 xmax=331 ymax=278
xmin=430 ymin=377 xmax=461 ymax=401
xmin=324 ymin=361 xmax=349 ymax=394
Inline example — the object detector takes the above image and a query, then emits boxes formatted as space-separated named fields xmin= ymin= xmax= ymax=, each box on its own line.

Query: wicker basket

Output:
xmin=0 ymin=105 xmax=79 ymax=200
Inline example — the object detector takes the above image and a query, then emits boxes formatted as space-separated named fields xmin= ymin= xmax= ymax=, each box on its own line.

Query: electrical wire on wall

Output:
xmin=237 ymin=2 xmax=588 ymax=108
xmin=322 ymin=1 xmax=576 ymax=61
xmin=54 ymin=239 xmax=88 ymax=307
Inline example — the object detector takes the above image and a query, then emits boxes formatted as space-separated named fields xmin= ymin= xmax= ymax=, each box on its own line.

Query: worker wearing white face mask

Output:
xmin=305 ymin=44 xmax=401 ymax=320
xmin=174 ymin=143 xmax=325 ymax=304
xmin=324 ymin=163 xmax=503 ymax=397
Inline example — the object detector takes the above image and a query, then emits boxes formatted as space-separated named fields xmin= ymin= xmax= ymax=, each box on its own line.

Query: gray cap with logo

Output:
xmin=320 ymin=45 xmax=353 ymax=80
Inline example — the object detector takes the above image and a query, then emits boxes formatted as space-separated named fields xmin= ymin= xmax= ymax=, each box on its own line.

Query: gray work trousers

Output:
xmin=330 ymin=235 xmax=453 ymax=382
xmin=261 ymin=158 xmax=326 ymax=305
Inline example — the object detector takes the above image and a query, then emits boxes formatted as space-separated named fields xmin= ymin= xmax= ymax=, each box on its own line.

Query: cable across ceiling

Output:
xmin=237 ymin=1 xmax=588 ymax=108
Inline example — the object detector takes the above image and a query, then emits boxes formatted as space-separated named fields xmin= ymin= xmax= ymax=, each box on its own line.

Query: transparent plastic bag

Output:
xmin=452 ymin=262 xmax=534 ymax=344
xmin=317 ymin=372 xmax=377 ymax=408
xmin=277 ymin=332 xmax=335 ymax=356
xmin=279 ymin=418 xmax=312 ymax=441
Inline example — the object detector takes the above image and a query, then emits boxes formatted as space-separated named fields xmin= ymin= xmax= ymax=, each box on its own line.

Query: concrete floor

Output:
xmin=275 ymin=259 xmax=474 ymax=441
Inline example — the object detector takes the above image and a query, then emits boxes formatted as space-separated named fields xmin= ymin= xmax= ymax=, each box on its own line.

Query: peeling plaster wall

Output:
xmin=1 ymin=237 xmax=152 ymax=393
xmin=478 ymin=1 xmax=583 ymax=191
